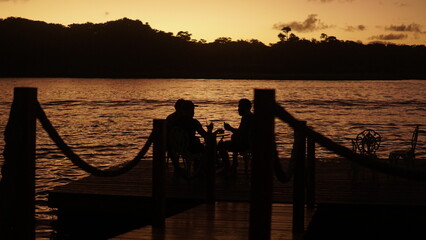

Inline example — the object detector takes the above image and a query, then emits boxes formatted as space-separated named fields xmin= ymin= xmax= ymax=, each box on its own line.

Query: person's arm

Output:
xmin=195 ymin=119 xmax=209 ymax=138
xmin=197 ymin=121 xmax=223 ymax=137
xmin=224 ymin=122 xmax=236 ymax=133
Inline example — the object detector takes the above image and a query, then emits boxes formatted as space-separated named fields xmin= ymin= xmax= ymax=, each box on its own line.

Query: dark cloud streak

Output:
xmin=394 ymin=2 xmax=409 ymax=7
xmin=273 ymin=14 xmax=332 ymax=33
xmin=344 ymin=25 xmax=366 ymax=32
xmin=385 ymin=23 xmax=423 ymax=33
xmin=369 ymin=33 xmax=407 ymax=40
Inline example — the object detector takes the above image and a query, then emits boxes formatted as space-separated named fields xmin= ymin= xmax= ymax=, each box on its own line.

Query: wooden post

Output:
xmin=205 ymin=132 xmax=216 ymax=204
xmin=306 ymin=135 xmax=316 ymax=208
xmin=152 ymin=119 xmax=167 ymax=227
xmin=249 ymin=89 xmax=275 ymax=240
xmin=0 ymin=88 xmax=37 ymax=239
xmin=293 ymin=121 xmax=307 ymax=233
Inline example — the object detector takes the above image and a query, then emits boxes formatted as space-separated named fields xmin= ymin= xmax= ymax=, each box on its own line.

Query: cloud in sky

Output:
xmin=369 ymin=33 xmax=408 ymax=40
xmin=394 ymin=1 xmax=409 ymax=7
xmin=385 ymin=23 xmax=424 ymax=33
xmin=344 ymin=25 xmax=366 ymax=32
xmin=273 ymin=14 xmax=332 ymax=33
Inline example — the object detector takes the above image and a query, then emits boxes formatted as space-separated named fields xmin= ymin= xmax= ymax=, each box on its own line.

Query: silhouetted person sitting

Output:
xmin=175 ymin=100 xmax=211 ymax=154
xmin=166 ymin=98 xmax=185 ymax=138
xmin=166 ymin=99 xmax=185 ymax=167
xmin=218 ymin=98 xmax=254 ymax=173
xmin=167 ymin=100 xmax=219 ymax=174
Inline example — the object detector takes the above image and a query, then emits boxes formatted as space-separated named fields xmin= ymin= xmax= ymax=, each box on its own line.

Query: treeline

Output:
xmin=1 ymin=17 xmax=426 ymax=79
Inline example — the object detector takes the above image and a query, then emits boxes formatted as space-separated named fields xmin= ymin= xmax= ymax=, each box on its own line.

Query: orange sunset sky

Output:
xmin=1 ymin=0 xmax=426 ymax=45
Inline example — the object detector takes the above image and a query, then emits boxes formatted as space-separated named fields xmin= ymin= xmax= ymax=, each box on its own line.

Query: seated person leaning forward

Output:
xmin=218 ymin=98 xmax=254 ymax=173
xmin=167 ymin=100 xmax=216 ymax=176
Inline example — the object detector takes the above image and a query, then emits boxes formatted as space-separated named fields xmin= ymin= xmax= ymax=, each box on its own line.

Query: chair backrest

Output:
xmin=168 ymin=127 xmax=190 ymax=155
xmin=352 ymin=129 xmax=382 ymax=156
xmin=411 ymin=125 xmax=420 ymax=152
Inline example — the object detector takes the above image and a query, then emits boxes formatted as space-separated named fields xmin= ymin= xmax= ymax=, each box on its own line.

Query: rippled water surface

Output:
xmin=0 ymin=78 xmax=425 ymax=238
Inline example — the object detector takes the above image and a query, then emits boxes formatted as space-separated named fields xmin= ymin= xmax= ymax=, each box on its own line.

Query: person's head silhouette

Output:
xmin=174 ymin=99 xmax=185 ymax=113
xmin=238 ymin=98 xmax=252 ymax=116
xmin=181 ymin=100 xmax=198 ymax=118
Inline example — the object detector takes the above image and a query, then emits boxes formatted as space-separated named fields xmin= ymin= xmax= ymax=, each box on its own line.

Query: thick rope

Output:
xmin=35 ymin=101 xmax=153 ymax=177
xmin=273 ymin=138 xmax=293 ymax=183
xmin=274 ymin=103 xmax=426 ymax=182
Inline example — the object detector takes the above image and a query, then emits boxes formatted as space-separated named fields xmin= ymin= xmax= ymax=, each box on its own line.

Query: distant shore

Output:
xmin=2 ymin=18 xmax=426 ymax=82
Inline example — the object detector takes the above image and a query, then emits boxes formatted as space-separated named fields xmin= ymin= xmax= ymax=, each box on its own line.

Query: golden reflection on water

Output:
xmin=1 ymin=78 xmax=425 ymax=170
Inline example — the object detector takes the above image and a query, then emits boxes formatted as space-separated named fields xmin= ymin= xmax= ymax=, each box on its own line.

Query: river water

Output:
xmin=0 ymin=78 xmax=425 ymax=239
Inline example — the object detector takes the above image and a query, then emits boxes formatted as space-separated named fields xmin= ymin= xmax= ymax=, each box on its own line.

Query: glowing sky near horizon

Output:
xmin=1 ymin=0 xmax=426 ymax=45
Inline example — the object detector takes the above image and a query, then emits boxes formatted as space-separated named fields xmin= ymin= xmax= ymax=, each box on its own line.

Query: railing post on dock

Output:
xmin=0 ymin=88 xmax=37 ymax=240
xmin=205 ymin=132 xmax=216 ymax=204
xmin=306 ymin=135 xmax=316 ymax=208
xmin=152 ymin=119 xmax=167 ymax=228
xmin=293 ymin=121 xmax=307 ymax=233
xmin=249 ymin=89 xmax=275 ymax=240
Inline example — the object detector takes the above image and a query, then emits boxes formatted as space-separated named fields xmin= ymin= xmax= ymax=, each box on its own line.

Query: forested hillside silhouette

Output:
xmin=1 ymin=17 xmax=425 ymax=79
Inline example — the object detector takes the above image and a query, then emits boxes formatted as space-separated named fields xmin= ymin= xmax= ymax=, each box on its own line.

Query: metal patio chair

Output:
xmin=389 ymin=125 xmax=419 ymax=168
xmin=350 ymin=129 xmax=382 ymax=181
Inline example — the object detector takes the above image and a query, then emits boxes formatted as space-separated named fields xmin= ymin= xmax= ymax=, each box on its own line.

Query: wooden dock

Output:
xmin=5 ymin=88 xmax=426 ymax=239
xmin=113 ymin=202 xmax=314 ymax=240
xmin=48 ymin=158 xmax=426 ymax=239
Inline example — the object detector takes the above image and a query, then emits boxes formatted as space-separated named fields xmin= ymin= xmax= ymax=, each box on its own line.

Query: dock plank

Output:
xmin=48 ymin=158 xmax=426 ymax=239
xmin=49 ymin=158 xmax=426 ymax=207
xmin=113 ymin=202 xmax=313 ymax=240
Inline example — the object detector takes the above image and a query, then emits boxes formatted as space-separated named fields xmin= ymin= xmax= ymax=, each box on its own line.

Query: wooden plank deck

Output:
xmin=48 ymin=158 xmax=426 ymax=239
xmin=49 ymin=158 xmax=426 ymax=207
xmin=113 ymin=202 xmax=314 ymax=240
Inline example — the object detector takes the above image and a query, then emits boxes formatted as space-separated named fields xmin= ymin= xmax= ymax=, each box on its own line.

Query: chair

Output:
xmin=232 ymin=149 xmax=252 ymax=174
xmin=388 ymin=125 xmax=419 ymax=168
xmin=167 ymin=127 xmax=204 ymax=179
xmin=242 ymin=150 xmax=252 ymax=174
xmin=217 ymin=135 xmax=252 ymax=175
xmin=351 ymin=129 xmax=382 ymax=180
xmin=352 ymin=129 xmax=382 ymax=157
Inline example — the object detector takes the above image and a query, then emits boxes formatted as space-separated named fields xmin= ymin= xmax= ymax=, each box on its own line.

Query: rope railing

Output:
xmin=1 ymin=88 xmax=171 ymax=238
xmin=273 ymin=140 xmax=293 ymax=183
xmin=274 ymin=102 xmax=426 ymax=182
xmin=35 ymin=101 xmax=154 ymax=177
